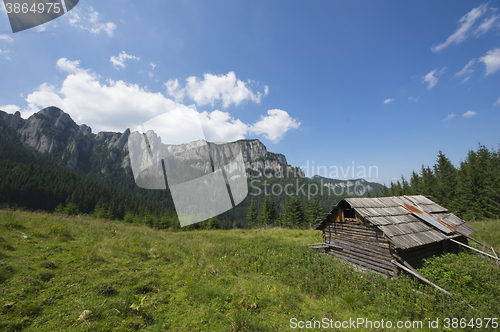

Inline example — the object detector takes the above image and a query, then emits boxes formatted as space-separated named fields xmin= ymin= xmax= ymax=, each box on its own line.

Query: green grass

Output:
xmin=0 ymin=211 xmax=499 ymax=331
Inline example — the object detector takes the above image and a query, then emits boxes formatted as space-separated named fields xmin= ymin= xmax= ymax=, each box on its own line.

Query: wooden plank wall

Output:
xmin=395 ymin=237 xmax=465 ymax=267
xmin=322 ymin=211 xmax=398 ymax=277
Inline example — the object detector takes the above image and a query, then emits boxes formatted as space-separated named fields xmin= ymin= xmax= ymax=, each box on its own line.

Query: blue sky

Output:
xmin=0 ymin=0 xmax=499 ymax=185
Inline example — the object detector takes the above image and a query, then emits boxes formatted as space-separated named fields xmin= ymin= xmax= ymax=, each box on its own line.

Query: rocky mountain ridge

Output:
xmin=0 ymin=107 xmax=301 ymax=177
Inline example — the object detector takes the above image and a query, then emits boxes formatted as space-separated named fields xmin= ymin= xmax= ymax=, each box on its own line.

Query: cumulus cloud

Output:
xmin=249 ymin=109 xmax=300 ymax=143
xmin=199 ymin=110 xmax=249 ymax=143
xmin=56 ymin=58 xmax=85 ymax=74
xmin=384 ymin=98 xmax=394 ymax=104
xmin=0 ymin=104 xmax=20 ymax=113
xmin=463 ymin=110 xmax=477 ymax=118
xmin=454 ymin=59 xmax=476 ymax=82
xmin=68 ymin=6 xmax=116 ymax=37
xmin=442 ymin=113 xmax=456 ymax=122
xmin=165 ymin=72 xmax=269 ymax=108
xmin=423 ymin=68 xmax=445 ymax=89
xmin=21 ymin=59 xmax=299 ymax=142
xmin=431 ymin=3 xmax=495 ymax=52
xmin=479 ymin=48 xmax=500 ymax=76
xmin=110 ymin=51 xmax=140 ymax=69
xmin=408 ymin=96 xmax=419 ymax=102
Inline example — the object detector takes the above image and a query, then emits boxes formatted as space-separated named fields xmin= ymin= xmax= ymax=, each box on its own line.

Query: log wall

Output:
xmin=322 ymin=211 xmax=398 ymax=277
xmin=320 ymin=210 xmax=468 ymax=277
xmin=395 ymin=237 xmax=466 ymax=268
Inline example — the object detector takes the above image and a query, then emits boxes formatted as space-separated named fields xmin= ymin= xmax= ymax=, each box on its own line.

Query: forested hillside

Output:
xmin=0 ymin=107 xmax=375 ymax=229
xmin=378 ymin=144 xmax=500 ymax=221
xmin=2 ymin=108 xmax=497 ymax=228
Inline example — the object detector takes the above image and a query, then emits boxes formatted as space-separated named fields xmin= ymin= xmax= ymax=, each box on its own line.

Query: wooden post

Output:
xmin=466 ymin=235 xmax=500 ymax=256
xmin=491 ymin=248 xmax=500 ymax=268
xmin=450 ymin=239 xmax=500 ymax=262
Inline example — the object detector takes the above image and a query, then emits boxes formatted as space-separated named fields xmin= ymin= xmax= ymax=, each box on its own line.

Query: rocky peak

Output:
xmin=0 ymin=110 xmax=25 ymax=131
xmin=1 ymin=107 xmax=299 ymax=177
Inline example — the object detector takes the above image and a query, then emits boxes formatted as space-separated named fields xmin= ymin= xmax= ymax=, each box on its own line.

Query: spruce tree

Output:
xmin=410 ymin=170 xmax=422 ymax=194
xmin=305 ymin=197 xmax=324 ymax=228
xmin=433 ymin=151 xmax=457 ymax=208
xmin=246 ymin=199 xmax=258 ymax=228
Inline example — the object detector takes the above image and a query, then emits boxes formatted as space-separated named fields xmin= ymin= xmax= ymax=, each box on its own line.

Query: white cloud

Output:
xmin=56 ymin=58 xmax=86 ymax=74
xmin=431 ymin=4 xmax=488 ymax=52
xmin=0 ymin=34 xmax=13 ymax=60
xmin=25 ymin=60 xmax=181 ymax=132
xmin=110 ymin=51 xmax=140 ymax=69
xmin=479 ymin=48 xmax=500 ymax=76
xmin=0 ymin=48 xmax=11 ymax=60
xmin=166 ymin=72 xmax=269 ymax=108
xmin=165 ymin=79 xmax=185 ymax=102
xmin=199 ymin=110 xmax=249 ymax=143
xmin=474 ymin=14 xmax=500 ymax=36
xmin=423 ymin=68 xmax=444 ymax=89
xmin=21 ymin=59 xmax=299 ymax=142
xmin=67 ymin=6 xmax=116 ymax=37
xmin=454 ymin=59 xmax=476 ymax=82
xmin=408 ymin=96 xmax=419 ymax=102
xmin=0 ymin=35 xmax=13 ymax=43
xmin=442 ymin=113 xmax=456 ymax=122
xmin=249 ymin=109 xmax=300 ymax=143
xmin=463 ymin=110 xmax=477 ymax=118
xmin=0 ymin=104 xmax=20 ymax=113
xmin=494 ymin=96 xmax=500 ymax=106
xmin=383 ymin=98 xmax=394 ymax=104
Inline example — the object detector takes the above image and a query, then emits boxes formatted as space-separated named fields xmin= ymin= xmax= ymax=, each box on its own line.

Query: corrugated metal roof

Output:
xmin=325 ymin=195 xmax=476 ymax=249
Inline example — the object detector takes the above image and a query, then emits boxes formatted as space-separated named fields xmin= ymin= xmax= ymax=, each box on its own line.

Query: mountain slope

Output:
xmin=0 ymin=107 xmax=382 ymax=227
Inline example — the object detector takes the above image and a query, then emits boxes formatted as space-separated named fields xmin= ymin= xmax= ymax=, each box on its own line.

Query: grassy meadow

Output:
xmin=0 ymin=211 xmax=499 ymax=331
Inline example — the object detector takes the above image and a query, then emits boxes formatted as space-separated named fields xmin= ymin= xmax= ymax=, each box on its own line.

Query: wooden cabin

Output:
xmin=314 ymin=195 xmax=476 ymax=277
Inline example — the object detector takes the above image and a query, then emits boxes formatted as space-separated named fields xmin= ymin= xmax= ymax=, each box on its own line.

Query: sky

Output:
xmin=0 ymin=0 xmax=499 ymax=185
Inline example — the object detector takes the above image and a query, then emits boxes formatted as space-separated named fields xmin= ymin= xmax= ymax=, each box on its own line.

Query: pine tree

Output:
xmin=421 ymin=165 xmax=436 ymax=198
xmin=390 ymin=181 xmax=403 ymax=196
xmin=433 ymin=151 xmax=457 ymax=208
xmin=208 ymin=216 xmax=220 ymax=230
xmin=280 ymin=196 xmax=293 ymax=228
xmin=380 ymin=185 xmax=390 ymax=197
xmin=285 ymin=196 xmax=305 ymax=229
xmin=476 ymin=145 xmax=500 ymax=218
xmin=409 ymin=170 xmax=422 ymax=194
xmin=246 ymin=199 xmax=258 ymax=228
xmin=260 ymin=195 xmax=278 ymax=228
xmin=305 ymin=197 xmax=324 ymax=228
xmin=401 ymin=176 xmax=411 ymax=195
xmin=260 ymin=195 xmax=271 ymax=228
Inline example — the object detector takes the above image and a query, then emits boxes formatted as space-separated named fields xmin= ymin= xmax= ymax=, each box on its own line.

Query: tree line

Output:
xmin=246 ymin=195 xmax=324 ymax=229
xmin=375 ymin=144 xmax=500 ymax=221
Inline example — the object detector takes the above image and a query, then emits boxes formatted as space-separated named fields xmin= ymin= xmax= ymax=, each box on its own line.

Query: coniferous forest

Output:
xmin=378 ymin=145 xmax=500 ymax=221
xmin=0 ymin=109 xmax=498 ymax=231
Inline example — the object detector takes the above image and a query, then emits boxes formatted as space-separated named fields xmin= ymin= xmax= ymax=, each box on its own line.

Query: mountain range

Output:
xmin=0 ymin=106 xmax=383 ymax=226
